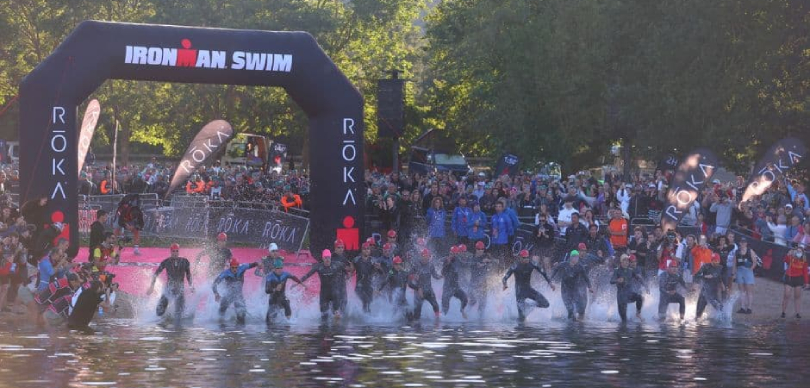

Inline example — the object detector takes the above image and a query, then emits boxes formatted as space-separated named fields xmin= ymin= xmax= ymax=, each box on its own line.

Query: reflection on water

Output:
xmin=1 ymin=318 xmax=809 ymax=388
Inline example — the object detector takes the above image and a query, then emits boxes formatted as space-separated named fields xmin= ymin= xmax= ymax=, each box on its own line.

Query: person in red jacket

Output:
xmin=781 ymin=245 xmax=809 ymax=319
xmin=280 ymin=191 xmax=303 ymax=212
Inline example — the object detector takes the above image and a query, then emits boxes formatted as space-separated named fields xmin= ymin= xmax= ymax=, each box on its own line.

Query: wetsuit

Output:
xmin=213 ymin=263 xmax=258 ymax=323
xmin=610 ymin=266 xmax=644 ymax=322
xmin=376 ymin=255 xmax=394 ymax=300
xmin=468 ymin=253 xmax=494 ymax=313
xmin=68 ymin=283 xmax=104 ymax=329
xmin=353 ymin=255 xmax=381 ymax=313
xmin=551 ymin=263 xmax=592 ymax=319
xmin=301 ymin=261 xmax=348 ymax=319
xmin=379 ymin=267 xmax=411 ymax=318
xmin=331 ymin=253 xmax=351 ymax=312
xmin=198 ymin=246 xmax=233 ymax=277
xmin=409 ymin=260 xmax=442 ymax=320
xmin=154 ymin=256 xmax=192 ymax=318
xmin=441 ymin=257 xmax=468 ymax=315
xmin=658 ymin=271 xmax=686 ymax=319
xmin=694 ymin=264 xmax=724 ymax=318
xmin=264 ymin=271 xmax=301 ymax=321
xmin=503 ymin=261 xmax=552 ymax=321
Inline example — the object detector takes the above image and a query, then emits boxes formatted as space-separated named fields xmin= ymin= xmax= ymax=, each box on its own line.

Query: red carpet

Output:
xmin=75 ymin=247 xmax=321 ymax=296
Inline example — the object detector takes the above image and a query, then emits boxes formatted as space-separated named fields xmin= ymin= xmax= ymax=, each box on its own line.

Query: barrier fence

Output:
xmin=78 ymin=194 xmax=309 ymax=252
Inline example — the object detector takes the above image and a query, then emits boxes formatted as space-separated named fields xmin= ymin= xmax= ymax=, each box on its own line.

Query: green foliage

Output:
xmin=1 ymin=0 xmax=808 ymax=174
xmin=0 ymin=0 xmax=427 ymax=163
xmin=422 ymin=0 xmax=810 ymax=172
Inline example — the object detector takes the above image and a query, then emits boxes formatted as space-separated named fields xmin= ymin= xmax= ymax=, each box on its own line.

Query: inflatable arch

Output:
xmin=19 ymin=21 xmax=364 ymax=256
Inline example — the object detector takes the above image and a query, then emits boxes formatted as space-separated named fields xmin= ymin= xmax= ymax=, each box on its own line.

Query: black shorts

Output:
xmin=784 ymin=275 xmax=806 ymax=288
xmin=0 ymin=274 xmax=10 ymax=286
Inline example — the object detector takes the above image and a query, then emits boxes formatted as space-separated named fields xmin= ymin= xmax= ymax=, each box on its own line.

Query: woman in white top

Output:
xmin=767 ymin=215 xmax=788 ymax=246
xmin=617 ymin=184 xmax=632 ymax=216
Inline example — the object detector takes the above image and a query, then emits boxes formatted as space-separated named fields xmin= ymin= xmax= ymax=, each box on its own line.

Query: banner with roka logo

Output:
xmin=77 ymin=99 xmax=100 ymax=175
xmin=208 ymin=207 xmax=309 ymax=252
xmin=80 ymin=203 xmax=310 ymax=253
xmin=168 ymin=120 xmax=234 ymax=195
xmin=660 ymin=148 xmax=719 ymax=232
xmin=742 ymin=137 xmax=807 ymax=204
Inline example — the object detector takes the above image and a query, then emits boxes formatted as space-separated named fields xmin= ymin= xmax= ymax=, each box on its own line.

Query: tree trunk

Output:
xmin=120 ymin=123 xmax=131 ymax=167
xmin=622 ymin=137 xmax=632 ymax=182
xmin=301 ymin=132 xmax=310 ymax=171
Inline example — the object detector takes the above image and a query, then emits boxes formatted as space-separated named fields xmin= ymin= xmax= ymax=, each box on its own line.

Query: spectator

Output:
xmin=786 ymin=215 xmax=802 ymax=242
xmin=490 ymin=201 xmax=512 ymax=261
xmin=280 ymin=191 xmax=303 ymax=213
xmin=426 ymin=197 xmax=447 ymax=253
xmin=710 ymin=194 xmax=735 ymax=235
xmin=793 ymin=220 xmax=810 ymax=247
xmin=767 ymin=215 xmax=788 ymax=246
xmin=608 ymin=209 xmax=628 ymax=254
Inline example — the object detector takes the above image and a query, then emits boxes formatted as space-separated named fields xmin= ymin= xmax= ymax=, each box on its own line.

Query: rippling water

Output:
xmin=1 ymin=316 xmax=808 ymax=388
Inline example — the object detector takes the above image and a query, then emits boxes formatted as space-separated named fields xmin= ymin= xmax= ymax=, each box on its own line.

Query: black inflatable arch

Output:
xmin=19 ymin=21 xmax=364 ymax=256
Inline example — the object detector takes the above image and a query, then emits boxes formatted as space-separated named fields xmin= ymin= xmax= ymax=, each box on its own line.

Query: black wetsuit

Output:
xmin=503 ymin=260 xmax=552 ymax=321
xmin=213 ymin=263 xmax=258 ymax=323
xmin=264 ymin=271 xmax=301 ymax=321
xmin=409 ymin=260 xmax=442 ymax=319
xmin=68 ymin=283 xmax=104 ymax=329
xmin=376 ymin=255 xmax=394 ymax=300
xmin=694 ymin=264 xmax=724 ymax=318
xmin=658 ymin=271 xmax=686 ymax=319
xmin=551 ymin=263 xmax=591 ymax=319
xmin=441 ymin=257 xmax=468 ymax=315
xmin=301 ymin=261 xmax=348 ymax=318
xmin=199 ymin=246 xmax=233 ymax=277
xmin=379 ymin=267 xmax=411 ymax=318
xmin=353 ymin=255 xmax=381 ymax=313
xmin=154 ymin=257 xmax=192 ymax=317
xmin=468 ymin=253 xmax=494 ymax=313
xmin=610 ymin=266 xmax=644 ymax=321
xmin=331 ymin=253 xmax=351 ymax=312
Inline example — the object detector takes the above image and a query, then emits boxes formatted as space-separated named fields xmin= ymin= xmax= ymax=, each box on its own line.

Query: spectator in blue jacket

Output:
xmin=491 ymin=201 xmax=513 ymax=262
xmin=451 ymin=196 xmax=472 ymax=246
xmin=505 ymin=199 xmax=520 ymax=240
xmin=426 ymin=197 xmax=447 ymax=254
xmin=467 ymin=202 xmax=488 ymax=244
xmin=37 ymin=248 xmax=59 ymax=292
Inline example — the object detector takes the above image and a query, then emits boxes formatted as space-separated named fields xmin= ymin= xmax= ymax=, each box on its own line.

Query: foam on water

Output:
xmin=127 ymin=266 xmax=739 ymax=329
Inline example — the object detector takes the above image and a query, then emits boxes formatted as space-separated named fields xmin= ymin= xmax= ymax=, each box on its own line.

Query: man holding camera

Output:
xmin=710 ymin=192 xmax=735 ymax=236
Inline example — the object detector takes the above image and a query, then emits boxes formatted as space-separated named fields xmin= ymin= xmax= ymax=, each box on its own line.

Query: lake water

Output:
xmin=1 ymin=314 xmax=808 ymax=388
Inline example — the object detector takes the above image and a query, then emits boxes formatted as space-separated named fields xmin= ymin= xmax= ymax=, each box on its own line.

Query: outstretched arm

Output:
xmin=300 ymin=265 xmax=318 ymax=283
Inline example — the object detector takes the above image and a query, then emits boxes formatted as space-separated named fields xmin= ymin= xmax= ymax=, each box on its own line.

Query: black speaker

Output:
xmin=377 ymin=78 xmax=404 ymax=138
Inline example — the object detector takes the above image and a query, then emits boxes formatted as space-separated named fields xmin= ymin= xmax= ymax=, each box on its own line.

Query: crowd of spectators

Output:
xmin=75 ymin=157 xmax=310 ymax=211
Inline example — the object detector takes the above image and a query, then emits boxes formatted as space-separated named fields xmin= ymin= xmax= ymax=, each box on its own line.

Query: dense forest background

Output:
xmin=1 ymin=0 xmax=808 ymax=172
